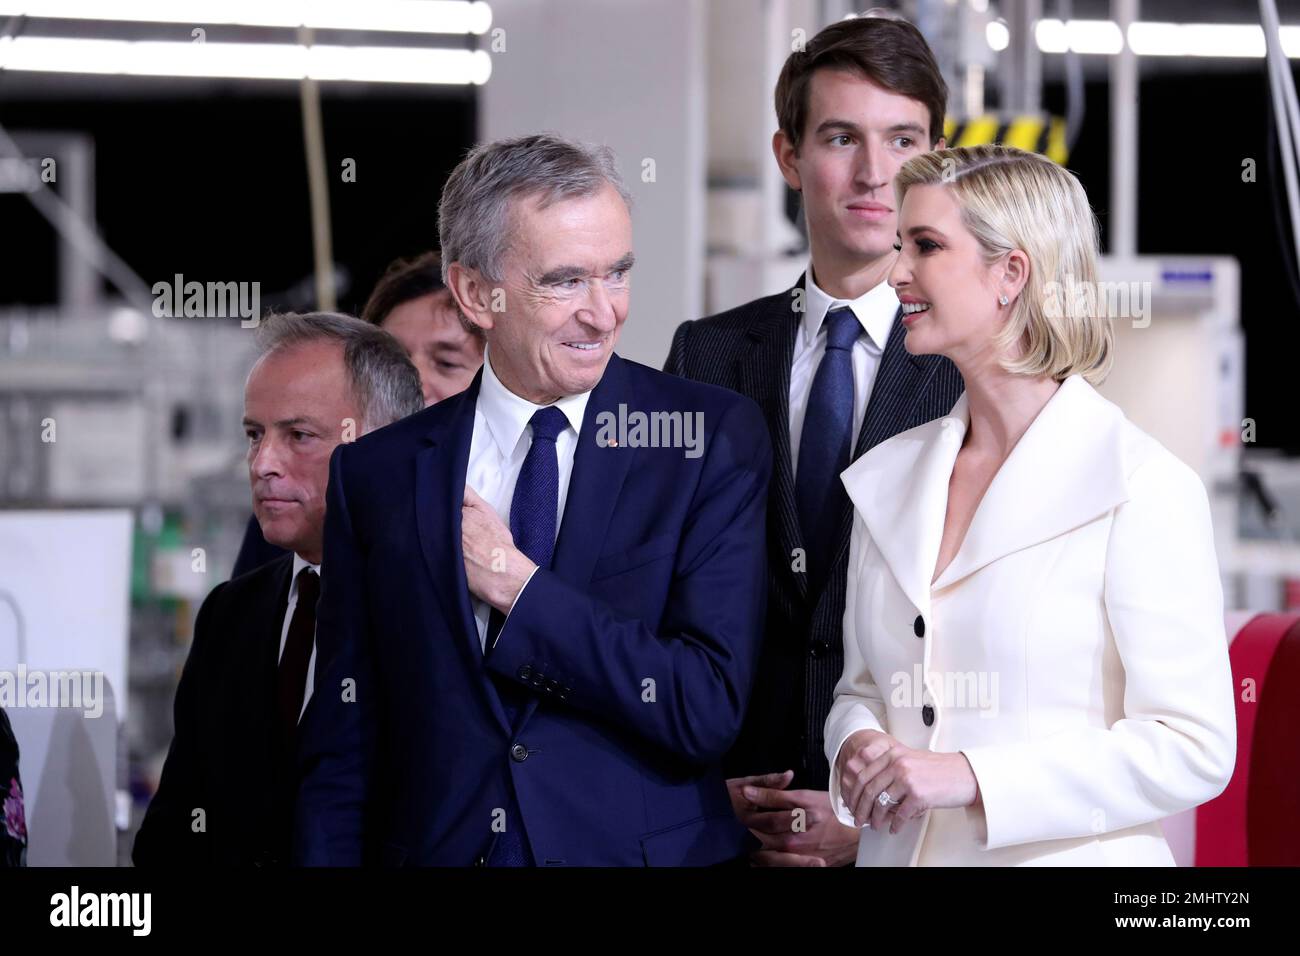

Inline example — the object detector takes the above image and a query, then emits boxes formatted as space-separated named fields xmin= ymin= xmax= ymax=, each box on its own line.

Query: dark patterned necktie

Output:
xmin=795 ymin=307 xmax=859 ymax=591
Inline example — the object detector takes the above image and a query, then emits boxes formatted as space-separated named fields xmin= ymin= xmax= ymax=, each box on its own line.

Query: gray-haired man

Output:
xmin=295 ymin=134 xmax=772 ymax=866
xmin=134 ymin=312 xmax=424 ymax=867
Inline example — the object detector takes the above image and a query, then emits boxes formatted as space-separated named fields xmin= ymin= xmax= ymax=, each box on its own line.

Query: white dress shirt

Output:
xmin=277 ymin=553 xmax=320 ymax=722
xmin=788 ymin=265 xmax=899 ymax=473
xmin=466 ymin=347 xmax=591 ymax=651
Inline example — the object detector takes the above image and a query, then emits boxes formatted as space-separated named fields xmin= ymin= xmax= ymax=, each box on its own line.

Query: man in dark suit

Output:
xmin=664 ymin=13 xmax=964 ymax=866
xmin=294 ymin=134 xmax=772 ymax=866
xmin=133 ymin=312 xmax=423 ymax=866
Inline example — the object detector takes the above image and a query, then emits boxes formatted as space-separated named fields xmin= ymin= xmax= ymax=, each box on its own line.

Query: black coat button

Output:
xmin=546 ymin=679 xmax=559 ymax=694
xmin=518 ymin=665 xmax=533 ymax=680
xmin=914 ymin=615 xmax=925 ymax=638
xmin=922 ymin=705 xmax=934 ymax=726
xmin=474 ymin=854 xmax=487 ymax=867
xmin=810 ymin=640 xmax=829 ymax=658
xmin=510 ymin=743 xmax=529 ymax=762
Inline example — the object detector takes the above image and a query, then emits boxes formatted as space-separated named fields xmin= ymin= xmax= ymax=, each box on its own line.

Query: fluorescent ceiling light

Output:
xmin=1128 ymin=22 xmax=1263 ymax=57
xmin=1025 ymin=18 xmax=1300 ymax=57
xmin=0 ymin=1 xmax=492 ymax=35
xmin=0 ymin=36 xmax=492 ymax=83
xmin=1036 ymin=18 xmax=1123 ymax=55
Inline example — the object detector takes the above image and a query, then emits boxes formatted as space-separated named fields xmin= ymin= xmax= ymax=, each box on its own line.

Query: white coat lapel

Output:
xmin=839 ymin=376 xmax=1135 ymax=607
xmin=932 ymin=375 xmax=1131 ymax=589
xmin=839 ymin=397 xmax=968 ymax=618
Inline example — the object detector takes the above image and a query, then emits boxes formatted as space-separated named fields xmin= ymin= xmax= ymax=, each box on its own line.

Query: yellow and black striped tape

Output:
xmin=941 ymin=115 xmax=1068 ymax=165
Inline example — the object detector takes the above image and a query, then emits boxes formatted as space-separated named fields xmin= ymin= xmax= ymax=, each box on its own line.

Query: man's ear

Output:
xmin=446 ymin=261 xmax=497 ymax=334
xmin=933 ymin=135 xmax=947 ymax=150
xmin=772 ymin=130 xmax=802 ymax=192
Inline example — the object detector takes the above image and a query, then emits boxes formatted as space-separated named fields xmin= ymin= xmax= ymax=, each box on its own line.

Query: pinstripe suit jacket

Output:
xmin=664 ymin=276 xmax=964 ymax=789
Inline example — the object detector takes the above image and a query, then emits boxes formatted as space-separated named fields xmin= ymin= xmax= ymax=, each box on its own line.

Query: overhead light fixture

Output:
xmin=1128 ymin=21 xmax=1296 ymax=57
xmin=0 ymin=1 xmax=492 ymax=35
xmin=1035 ymin=18 xmax=1123 ymax=55
xmin=1024 ymin=18 xmax=1300 ymax=58
xmin=0 ymin=36 xmax=493 ymax=84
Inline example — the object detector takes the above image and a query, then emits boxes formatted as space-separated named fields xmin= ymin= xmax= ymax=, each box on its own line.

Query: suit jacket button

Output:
xmin=546 ymin=679 xmax=559 ymax=693
xmin=510 ymin=743 xmax=529 ymax=762
xmin=518 ymin=665 xmax=533 ymax=680
xmin=922 ymin=705 xmax=935 ymax=726
xmin=810 ymin=640 xmax=829 ymax=658
xmin=474 ymin=854 xmax=487 ymax=867
xmin=913 ymin=615 xmax=925 ymax=638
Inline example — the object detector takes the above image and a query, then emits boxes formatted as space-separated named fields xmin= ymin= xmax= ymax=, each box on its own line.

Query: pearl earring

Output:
xmin=998 ymin=294 xmax=1009 ymax=306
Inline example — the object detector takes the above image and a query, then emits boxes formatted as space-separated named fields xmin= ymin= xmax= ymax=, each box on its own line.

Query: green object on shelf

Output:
xmin=129 ymin=510 xmax=186 ymax=605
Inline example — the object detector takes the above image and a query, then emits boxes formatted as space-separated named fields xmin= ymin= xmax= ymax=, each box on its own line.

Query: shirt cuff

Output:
xmin=827 ymin=727 xmax=867 ymax=829
xmin=491 ymin=565 xmax=540 ymax=650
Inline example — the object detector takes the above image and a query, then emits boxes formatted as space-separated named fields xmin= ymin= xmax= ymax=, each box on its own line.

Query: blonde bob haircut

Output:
xmin=893 ymin=144 xmax=1113 ymax=385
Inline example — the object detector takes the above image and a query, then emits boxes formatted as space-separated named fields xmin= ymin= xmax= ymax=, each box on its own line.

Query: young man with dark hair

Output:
xmin=665 ymin=11 xmax=965 ymax=867
xmin=361 ymin=251 xmax=485 ymax=407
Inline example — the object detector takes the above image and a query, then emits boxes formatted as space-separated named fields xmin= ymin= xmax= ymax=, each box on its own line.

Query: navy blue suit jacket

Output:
xmin=294 ymin=354 xmax=773 ymax=866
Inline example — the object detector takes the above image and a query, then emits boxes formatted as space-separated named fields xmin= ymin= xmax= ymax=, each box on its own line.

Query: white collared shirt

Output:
xmin=788 ymin=265 xmax=899 ymax=474
xmin=466 ymin=346 xmax=592 ymax=651
xmin=278 ymin=553 xmax=321 ymax=722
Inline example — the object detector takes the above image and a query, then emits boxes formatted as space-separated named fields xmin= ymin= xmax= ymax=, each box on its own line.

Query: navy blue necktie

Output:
xmin=508 ymin=405 xmax=569 ymax=570
xmin=795 ymin=307 xmax=859 ymax=591
xmin=484 ymin=404 xmax=568 ymax=866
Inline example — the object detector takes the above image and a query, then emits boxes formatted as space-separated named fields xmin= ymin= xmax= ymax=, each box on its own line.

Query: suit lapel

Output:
xmin=824 ymin=309 xmax=954 ymax=582
xmin=263 ymin=553 xmax=294 ymax=657
xmin=250 ymin=554 xmax=295 ymax=831
xmin=249 ymin=555 xmax=293 ymax=779
xmin=549 ymin=354 xmax=637 ymax=582
xmin=513 ymin=355 xmax=638 ymax=730
xmin=737 ymin=281 xmax=804 ymax=598
xmin=842 ymin=404 xmax=964 ymax=619
xmin=414 ymin=371 xmax=499 ymax=691
xmin=258 ymin=553 xmax=295 ymax=694
xmin=856 ymin=308 xmax=917 ymax=458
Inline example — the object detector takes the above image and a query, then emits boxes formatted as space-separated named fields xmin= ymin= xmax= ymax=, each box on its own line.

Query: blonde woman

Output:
xmin=825 ymin=145 xmax=1236 ymax=866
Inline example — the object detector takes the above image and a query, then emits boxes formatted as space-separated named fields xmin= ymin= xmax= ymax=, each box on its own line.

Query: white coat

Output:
xmin=825 ymin=375 xmax=1237 ymax=866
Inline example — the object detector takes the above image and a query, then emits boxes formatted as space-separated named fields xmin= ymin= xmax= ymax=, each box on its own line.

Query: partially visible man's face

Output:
xmin=243 ymin=340 xmax=361 ymax=564
xmin=775 ymin=69 xmax=937 ymax=273
xmin=381 ymin=288 xmax=483 ymax=406
xmin=466 ymin=182 xmax=634 ymax=404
